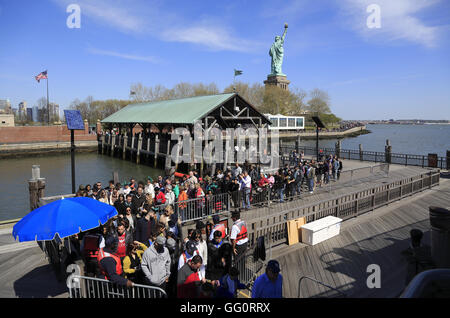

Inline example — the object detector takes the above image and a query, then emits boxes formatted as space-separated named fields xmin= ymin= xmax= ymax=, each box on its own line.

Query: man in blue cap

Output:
xmin=251 ymin=259 xmax=283 ymax=298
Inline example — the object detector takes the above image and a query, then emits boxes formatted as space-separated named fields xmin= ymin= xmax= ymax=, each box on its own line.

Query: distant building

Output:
xmin=32 ymin=106 xmax=39 ymax=122
xmin=0 ymin=99 xmax=12 ymax=114
xmin=37 ymin=108 xmax=46 ymax=122
xmin=0 ymin=114 xmax=15 ymax=127
xmin=49 ymin=102 xmax=60 ymax=122
xmin=11 ymin=108 xmax=18 ymax=116
xmin=26 ymin=108 xmax=33 ymax=121
xmin=18 ymin=101 xmax=27 ymax=120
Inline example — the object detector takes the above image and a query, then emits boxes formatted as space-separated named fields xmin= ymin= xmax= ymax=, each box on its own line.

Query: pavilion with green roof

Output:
xmin=101 ymin=92 xmax=270 ymax=132
xmin=99 ymin=93 xmax=271 ymax=174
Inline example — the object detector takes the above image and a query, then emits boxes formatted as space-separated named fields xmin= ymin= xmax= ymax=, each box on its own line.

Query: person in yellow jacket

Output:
xmin=122 ymin=240 xmax=148 ymax=283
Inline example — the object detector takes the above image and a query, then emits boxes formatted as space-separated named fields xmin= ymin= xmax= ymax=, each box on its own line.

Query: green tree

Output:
xmin=259 ymin=85 xmax=306 ymax=115
xmin=223 ymin=82 xmax=265 ymax=108
xmin=129 ymin=82 xmax=219 ymax=102
xmin=69 ymin=97 xmax=130 ymax=124
xmin=306 ymin=88 xmax=331 ymax=114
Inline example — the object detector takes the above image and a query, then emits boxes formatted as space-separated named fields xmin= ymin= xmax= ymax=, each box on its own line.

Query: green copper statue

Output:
xmin=269 ymin=23 xmax=288 ymax=76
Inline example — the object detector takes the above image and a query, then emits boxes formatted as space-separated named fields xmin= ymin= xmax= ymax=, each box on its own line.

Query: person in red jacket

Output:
xmin=154 ymin=187 xmax=166 ymax=206
xmin=177 ymin=255 xmax=204 ymax=298
xmin=115 ymin=222 xmax=133 ymax=260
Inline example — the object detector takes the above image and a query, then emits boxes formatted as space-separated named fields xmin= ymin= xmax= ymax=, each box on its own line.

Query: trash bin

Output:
xmin=429 ymin=206 xmax=450 ymax=268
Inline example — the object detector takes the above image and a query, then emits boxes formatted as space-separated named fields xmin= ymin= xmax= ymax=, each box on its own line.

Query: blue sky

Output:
xmin=0 ymin=0 xmax=449 ymax=120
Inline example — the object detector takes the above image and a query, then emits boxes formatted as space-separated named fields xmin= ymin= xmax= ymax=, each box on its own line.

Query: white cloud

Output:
xmin=338 ymin=0 xmax=442 ymax=48
xmin=86 ymin=48 xmax=161 ymax=63
xmin=162 ymin=25 xmax=263 ymax=53
xmin=80 ymin=2 xmax=146 ymax=33
xmin=52 ymin=0 xmax=259 ymax=53
xmin=53 ymin=0 xmax=148 ymax=33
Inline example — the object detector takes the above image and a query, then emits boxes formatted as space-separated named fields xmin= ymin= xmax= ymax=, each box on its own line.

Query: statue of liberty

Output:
xmin=269 ymin=23 xmax=288 ymax=76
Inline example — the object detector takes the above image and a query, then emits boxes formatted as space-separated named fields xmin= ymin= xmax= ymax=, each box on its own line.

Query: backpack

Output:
xmin=253 ymin=236 xmax=266 ymax=261
xmin=307 ymin=167 xmax=313 ymax=179
xmin=294 ymin=170 xmax=302 ymax=183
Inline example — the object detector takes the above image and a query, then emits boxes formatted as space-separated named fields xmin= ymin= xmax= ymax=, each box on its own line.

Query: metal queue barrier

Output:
xmin=68 ymin=275 xmax=167 ymax=298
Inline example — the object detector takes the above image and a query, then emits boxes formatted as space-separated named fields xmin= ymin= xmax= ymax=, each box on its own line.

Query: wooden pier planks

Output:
xmin=275 ymin=177 xmax=450 ymax=298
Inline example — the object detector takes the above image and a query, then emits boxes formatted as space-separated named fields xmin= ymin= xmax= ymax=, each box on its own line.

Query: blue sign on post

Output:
xmin=64 ymin=110 xmax=85 ymax=130
xmin=63 ymin=109 xmax=85 ymax=194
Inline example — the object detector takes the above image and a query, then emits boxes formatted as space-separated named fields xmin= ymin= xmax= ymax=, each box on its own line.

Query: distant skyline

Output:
xmin=0 ymin=0 xmax=449 ymax=120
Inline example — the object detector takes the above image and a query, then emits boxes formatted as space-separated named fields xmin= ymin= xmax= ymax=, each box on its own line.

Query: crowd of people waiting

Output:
xmin=73 ymin=150 xmax=343 ymax=218
xmin=63 ymin=152 xmax=343 ymax=298
xmin=69 ymin=201 xmax=269 ymax=298
xmin=66 ymin=166 xmax=272 ymax=298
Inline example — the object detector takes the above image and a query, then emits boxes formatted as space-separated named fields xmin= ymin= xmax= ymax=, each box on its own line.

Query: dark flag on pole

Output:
xmin=234 ymin=69 xmax=243 ymax=76
xmin=35 ymin=70 xmax=48 ymax=83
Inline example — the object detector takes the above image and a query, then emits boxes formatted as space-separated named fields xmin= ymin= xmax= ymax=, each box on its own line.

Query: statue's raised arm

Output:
xmin=281 ymin=23 xmax=288 ymax=42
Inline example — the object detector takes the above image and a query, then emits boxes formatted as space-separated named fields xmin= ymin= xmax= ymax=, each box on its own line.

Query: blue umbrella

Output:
xmin=12 ymin=197 xmax=118 ymax=242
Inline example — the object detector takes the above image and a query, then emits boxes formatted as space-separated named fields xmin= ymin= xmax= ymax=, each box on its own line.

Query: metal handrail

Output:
xmin=298 ymin=276 xmax=346 ymax=298
xmin=175 ymin=192 xmax=231 ymax=223
xmin=233 ymin=233 xmax=272 ymax=289
xmin=68 ymin=275 xmax=167 ymax=298
xmin=250 ymin=170 xmax=430 ymax=227
xmin=245 ymin=170 xmax=440 ymax=247
xmin=231 ymin=163 xmax=391 ymax=210
xmin=281 ymin=145 xmax=447 ymax=169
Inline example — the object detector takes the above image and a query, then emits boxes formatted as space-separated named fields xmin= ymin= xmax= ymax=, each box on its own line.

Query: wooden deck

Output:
xmin=0 ymin=227 xmax=68 ymax=298
xmin=274 ymin=175 xmax=450 ymax=298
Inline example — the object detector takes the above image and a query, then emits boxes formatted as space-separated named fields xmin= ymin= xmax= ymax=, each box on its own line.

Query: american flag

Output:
xmin=35 ymin=70 xmax=48 ymax=83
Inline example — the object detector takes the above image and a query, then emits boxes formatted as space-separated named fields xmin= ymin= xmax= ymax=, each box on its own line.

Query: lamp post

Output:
xmin=311 ymin=114 xmax=326 ymax=161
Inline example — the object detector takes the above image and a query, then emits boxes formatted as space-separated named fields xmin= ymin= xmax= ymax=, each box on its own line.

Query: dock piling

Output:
xmin=154 ymin=134 xmax=160 ymax=168
xmin=123 ymin=133 xmax=127 ymax=160
xmin=385 ymin=139 xmax=392 ymax=163
xmin=110 ymin=134 xmax=115 ymax=156
xmin=136 ymin=133 xmax=142 ymax=164
xmin=28 ymin=165 xmax=46 ymax=211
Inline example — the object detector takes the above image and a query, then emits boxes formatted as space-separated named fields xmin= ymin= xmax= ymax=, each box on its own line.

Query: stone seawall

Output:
xmin=0 ymin=140 xmax=98 ymax=158
xmin=0 ymin=121 xmax=100 ymax=144
xmin=278 ymin=125 xmax=368 ymax=140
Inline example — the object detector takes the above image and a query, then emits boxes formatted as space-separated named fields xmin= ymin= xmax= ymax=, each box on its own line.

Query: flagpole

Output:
xmin=46 ymin=73 xmax=49 ymax=125
xmin=233 ymin=69 xmax=236 ymax=88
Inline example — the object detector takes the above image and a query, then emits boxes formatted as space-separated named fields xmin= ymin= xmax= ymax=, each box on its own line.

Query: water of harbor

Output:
xmin=297 ymin=124 xmax=450 ymax=157
xmin=0 ymin=152 xmax=163 ymax=221
xmin=1 ymin=124 xmax=449 ymax=221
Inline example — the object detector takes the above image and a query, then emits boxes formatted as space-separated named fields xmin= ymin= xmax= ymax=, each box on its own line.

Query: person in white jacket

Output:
xmin=165 ymin=185 xmax=175 ymax=206
xmin=144 ymin=178 xmax=155 ymax=198
xmin=178 ymin=240 xmax=199 ymax=270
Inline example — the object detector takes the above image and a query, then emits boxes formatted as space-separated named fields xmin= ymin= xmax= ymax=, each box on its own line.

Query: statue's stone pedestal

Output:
xmin=264 ymin=75 xmax=290 ymax=91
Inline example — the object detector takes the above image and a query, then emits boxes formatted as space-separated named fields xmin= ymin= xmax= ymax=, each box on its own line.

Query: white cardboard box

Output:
xmin=301 ymin=216 xmax=342 ymax=246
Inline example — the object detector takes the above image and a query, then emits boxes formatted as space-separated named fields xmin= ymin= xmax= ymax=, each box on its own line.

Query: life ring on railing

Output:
xmin=174 ymin=172 xmax=189 ymax=178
